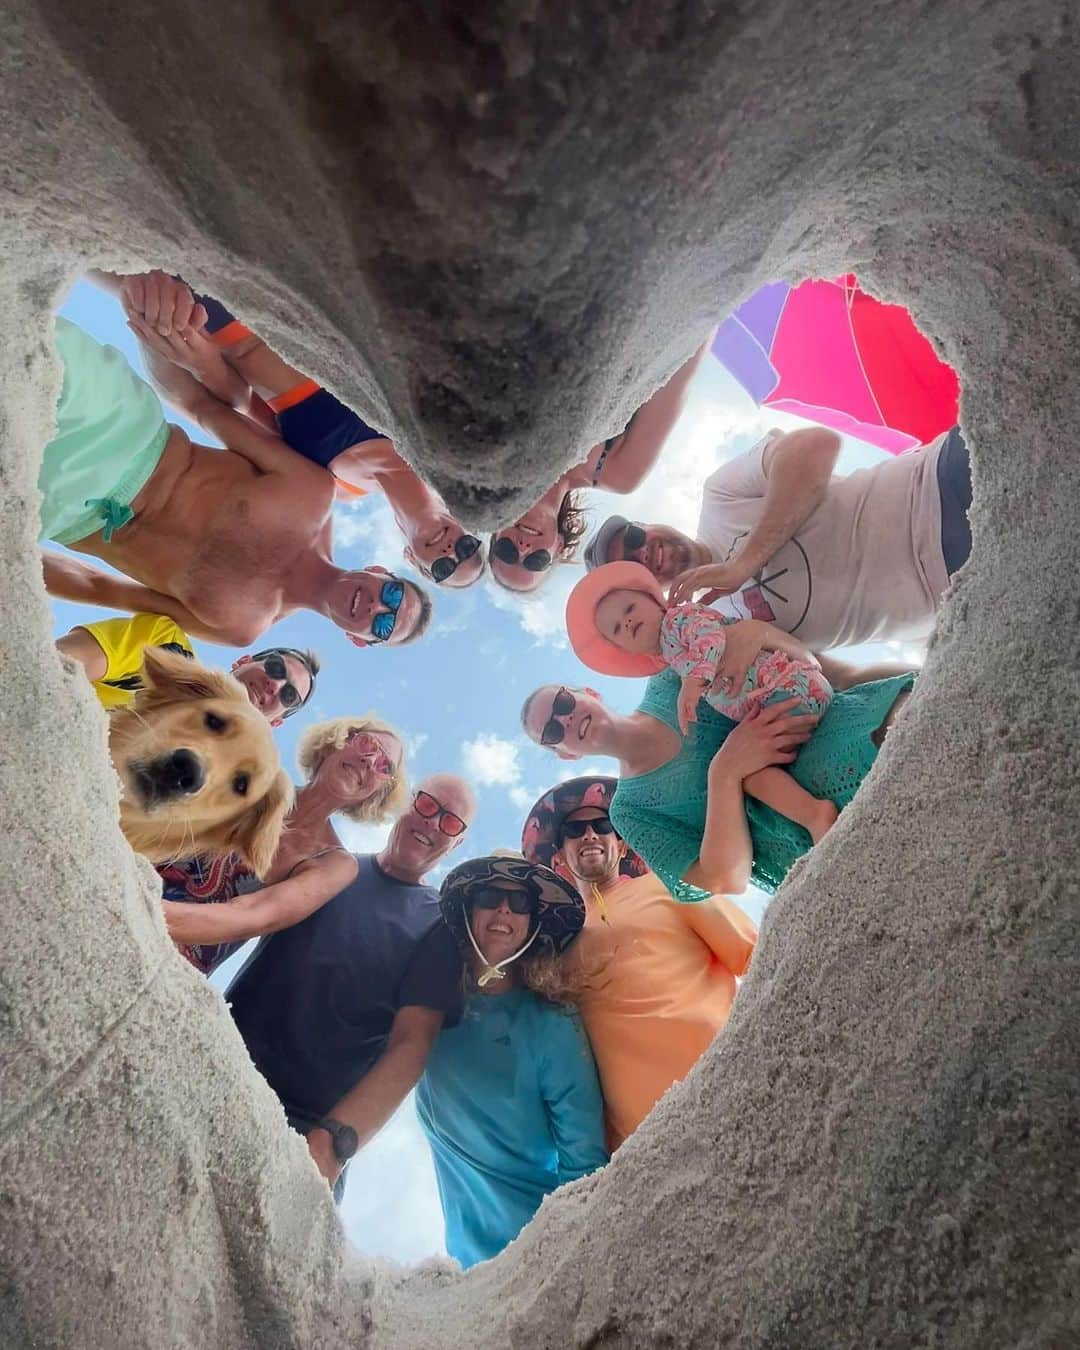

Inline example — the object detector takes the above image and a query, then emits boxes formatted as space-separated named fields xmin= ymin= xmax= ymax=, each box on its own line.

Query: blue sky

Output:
xmin=52 ymin=278 xmax=920 ymax=1264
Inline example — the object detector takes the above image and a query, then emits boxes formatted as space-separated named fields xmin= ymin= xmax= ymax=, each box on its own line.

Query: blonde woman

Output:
xmin=160 ymin=713 xmax=407 ymax=972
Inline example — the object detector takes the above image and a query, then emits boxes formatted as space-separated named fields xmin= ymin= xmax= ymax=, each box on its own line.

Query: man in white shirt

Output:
xmin=583 ymin=422 xmax=972 ymax=651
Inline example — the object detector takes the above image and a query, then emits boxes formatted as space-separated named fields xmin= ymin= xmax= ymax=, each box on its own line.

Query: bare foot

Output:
xmin=807 ymin=799 xmax=839 ymax=844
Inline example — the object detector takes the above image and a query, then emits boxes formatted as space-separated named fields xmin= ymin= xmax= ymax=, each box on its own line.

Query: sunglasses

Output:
xmin=540 ymin=687 xmax=576 ymax=747
xmin=253 ymin=652 xmax=303 ymax=714
xmin=560 ymin=816 xmax=617 ymax=841
xmin=492 ymin=536 xmax=552 ymax=572
xmin=372 ymin=578 xmax=406 ymax=642
xmin=470 ymin=885 xmax=535 ymax=915
xmin=414 ymin=790 xmax=467 ymax=837
xmin=430 ymin=534 xmax=481 ymax=584
xmin=345 ymin=731 xmax=397 ymax=778
xmin=619 ymin=523 xmax=647 ymax=558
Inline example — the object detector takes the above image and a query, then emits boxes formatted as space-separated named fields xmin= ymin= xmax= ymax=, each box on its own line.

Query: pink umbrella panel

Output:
xmin=711 ymin=274 xmax=960 ymax=455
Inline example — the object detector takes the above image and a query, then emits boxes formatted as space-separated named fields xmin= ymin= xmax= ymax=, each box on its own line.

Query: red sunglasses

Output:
xmin=414 ymin=791 xmax=467 ymax=837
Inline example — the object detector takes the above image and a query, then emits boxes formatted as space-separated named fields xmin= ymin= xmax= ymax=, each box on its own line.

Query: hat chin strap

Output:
xmin=466 ymin=920 xmax=541 ymax=989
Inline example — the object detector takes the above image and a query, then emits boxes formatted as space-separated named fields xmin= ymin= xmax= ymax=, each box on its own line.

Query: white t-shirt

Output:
xmin=696 ymin=432 xmax=949 ymax=649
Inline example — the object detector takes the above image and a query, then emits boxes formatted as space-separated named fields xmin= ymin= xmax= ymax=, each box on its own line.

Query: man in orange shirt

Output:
xmin=522 ymin=776 xmax=757 ymax=1150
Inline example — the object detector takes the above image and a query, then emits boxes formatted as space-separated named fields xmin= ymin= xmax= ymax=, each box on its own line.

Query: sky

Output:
xmin=51 ymin=278 xmax=924 ymax=1265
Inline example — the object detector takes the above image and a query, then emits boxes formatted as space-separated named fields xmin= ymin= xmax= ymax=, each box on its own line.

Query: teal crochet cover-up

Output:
xmin=610 ymin=668 xmax=916 ymax=901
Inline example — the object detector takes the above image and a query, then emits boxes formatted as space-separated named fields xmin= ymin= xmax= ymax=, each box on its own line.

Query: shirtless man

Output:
xmin=110 ymin=270 xmax=485 ymax=589
xmin=39 ymin=312 xmax=430 ymax=649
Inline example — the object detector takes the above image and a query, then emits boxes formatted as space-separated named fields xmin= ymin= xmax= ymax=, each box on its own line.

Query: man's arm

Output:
xmin=128 ymin=317 xmax=330 ymax=491
xmin=584 ymin=334 xmax=716 ymax=494
xmin=744 ymin=424 xmax=843 ymax=566
xmin=681 ymin=894 xmax=758 ymax=976
xmin=41 ymin=552 xmax=259 ymax=647
xmin=306 ymin=1005 xmax=443 ymax=1183
xmin=43 ymin=552 xmax=188 ymax=624
xmin=668 ymin=426 xmax=841 ymax=606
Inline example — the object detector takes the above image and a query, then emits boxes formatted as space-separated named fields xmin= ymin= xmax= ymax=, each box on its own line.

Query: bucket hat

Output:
xmin=565 ymin=561 xmax=667 ymax=678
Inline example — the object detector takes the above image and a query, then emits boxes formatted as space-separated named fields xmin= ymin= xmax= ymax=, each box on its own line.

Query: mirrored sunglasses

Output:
xmin=541 ymin=687 xmax=576 ymax=746
xmin=492 ymin=536 xmax=552 ymax=572
xmin=469 ymin=885 xmax=535 ymax=915
xmin=372 ymin=578 xmax=406 ymax=642
xmin=414 ymin=790 xmax=466 ymax=837
xmin=430 ymin=534 xmax=481 ymax=584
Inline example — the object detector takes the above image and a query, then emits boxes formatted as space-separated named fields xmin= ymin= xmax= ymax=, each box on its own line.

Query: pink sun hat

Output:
xmin=565 ymin=560 xmax=668 ymax=677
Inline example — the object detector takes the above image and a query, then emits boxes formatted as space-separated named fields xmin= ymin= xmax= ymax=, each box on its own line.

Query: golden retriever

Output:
xmin=107 ymin=645 xmax=292 ymax=875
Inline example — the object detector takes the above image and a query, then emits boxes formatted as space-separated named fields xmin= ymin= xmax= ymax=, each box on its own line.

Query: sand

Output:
xmin=1 ymin=0 xmax=1078 ymax=1346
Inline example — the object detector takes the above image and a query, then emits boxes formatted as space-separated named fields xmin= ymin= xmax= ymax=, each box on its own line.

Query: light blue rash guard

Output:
xmin=416 ymin=987 xmax=608 ymax=1269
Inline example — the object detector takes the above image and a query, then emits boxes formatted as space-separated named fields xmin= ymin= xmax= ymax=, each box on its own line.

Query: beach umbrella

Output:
xmin=711 ymin=274 xmax=960 ymax=454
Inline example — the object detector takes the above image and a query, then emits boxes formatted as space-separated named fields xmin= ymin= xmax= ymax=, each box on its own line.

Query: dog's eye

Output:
xmin=232 ymin=773 xmax=249 ymax=796
xmin=204 ymin=713 xmax=227 ymax=733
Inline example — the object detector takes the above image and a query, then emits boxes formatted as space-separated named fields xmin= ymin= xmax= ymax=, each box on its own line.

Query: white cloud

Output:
xmin=405 ymin=730 xmax=429 ymax=757
xmin=333 ymin=494 xmax=409 ymax=572
xmin=461 ymin=732 xmax=522 ymax=787
xmin=460 ymin=733 xmax=547 ymax=818
xmin=338 ymin=818 xmax=394 ymax=854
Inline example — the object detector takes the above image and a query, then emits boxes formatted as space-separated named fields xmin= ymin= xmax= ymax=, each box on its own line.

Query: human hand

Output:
xmin=677 ymin=675 xmax=707 ymax=737
xmin=127 ymin=313 xmax=243 ymax=411
xmin=709 ymin=620 xmax=765 ymax=702
xmin=667 ymin=560 xmax=749 ymax=608
xmin=306 ymin=1127 xmax=342 ymax=1187
xmin=710 ymin=698 xmax=818 ymax=780
xmin=120 ymin=270 xmax=208 ymax=336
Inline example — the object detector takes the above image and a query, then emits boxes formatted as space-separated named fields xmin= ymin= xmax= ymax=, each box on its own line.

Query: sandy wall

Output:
xmin=1 ymin=1 xmax=1077 ymax=1346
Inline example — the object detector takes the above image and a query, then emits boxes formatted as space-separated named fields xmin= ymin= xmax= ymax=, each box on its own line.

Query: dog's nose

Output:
xmin=139 ymin=749 xmax=204 ymax=801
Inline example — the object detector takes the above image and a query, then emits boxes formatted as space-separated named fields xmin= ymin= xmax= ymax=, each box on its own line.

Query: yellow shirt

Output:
xmin=567 ymin=873 xmax=757 ymax=1150
xmin=81 ymin=613 xmax=193 ymax=709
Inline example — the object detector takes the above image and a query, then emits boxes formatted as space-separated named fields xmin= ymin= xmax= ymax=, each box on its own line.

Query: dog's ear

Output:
xmin=138 ymin=646 xmax=236 ymax=707
xmin=226 ymin=769 xmax=294 ymax=877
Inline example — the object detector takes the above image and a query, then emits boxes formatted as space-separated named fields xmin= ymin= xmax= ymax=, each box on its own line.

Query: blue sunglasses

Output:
xmin=372 ymin=578 xmax=405 ymax=642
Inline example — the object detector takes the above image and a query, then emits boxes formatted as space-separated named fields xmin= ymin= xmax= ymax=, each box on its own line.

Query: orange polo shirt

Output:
xmin=568 ymin=873 xmax=757 ymax=1150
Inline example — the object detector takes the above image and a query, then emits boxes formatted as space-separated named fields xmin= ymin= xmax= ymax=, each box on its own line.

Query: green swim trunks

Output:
xmin=37 ymin=317 xmax=170 ymax=545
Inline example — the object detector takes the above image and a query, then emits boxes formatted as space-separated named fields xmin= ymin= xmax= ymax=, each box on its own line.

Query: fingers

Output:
xmin=667 ymin=573 xmax=694 ymax=607
xmin=121 ymin=273 xmax=145 ymax=320
xmin=141 ymin=271 xmax=164 ymax=330
xmin=126 ymin=315 xmax=172 ymax=359
xmin=756 ymin=696 xmax=803 ymax=722
xmin=171 ymin=284 xmax=196 ymax=333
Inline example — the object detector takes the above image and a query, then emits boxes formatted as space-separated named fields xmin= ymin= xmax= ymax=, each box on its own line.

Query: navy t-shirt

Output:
xmin=225 ymin=854 xmax=463 ymax=1126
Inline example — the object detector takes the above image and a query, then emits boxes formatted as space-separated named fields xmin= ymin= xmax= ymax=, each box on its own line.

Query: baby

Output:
xmin=567 ymin=561 xmax=837 ymax=843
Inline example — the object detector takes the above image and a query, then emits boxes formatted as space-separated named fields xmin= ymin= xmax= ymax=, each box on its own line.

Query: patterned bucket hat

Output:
xmin=521 ymin=775 xmax=648 ymax=885
xmin=440 ymin=852 xmax=585 ymax=986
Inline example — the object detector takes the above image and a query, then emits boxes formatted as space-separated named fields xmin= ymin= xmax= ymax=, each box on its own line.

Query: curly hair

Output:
xmin=554 ymin=489 xmax=590 ymax=560
xmin=460 ymin=947 xmax=601 ymax=1006
xmin=295 ymin=713 xmax=409 ymax=823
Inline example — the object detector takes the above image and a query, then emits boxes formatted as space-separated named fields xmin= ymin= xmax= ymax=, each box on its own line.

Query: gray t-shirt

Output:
xmin=696 ymin=431 xmax=949 ymax=649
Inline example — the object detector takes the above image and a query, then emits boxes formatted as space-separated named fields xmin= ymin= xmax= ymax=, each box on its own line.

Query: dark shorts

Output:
xmin=936 ymin=425 xmax=973 ymax=577
xmin=193 ymin=288 xmax=386 ymax=468
xmin=276 ymin=388 xmax=386 ymax=469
